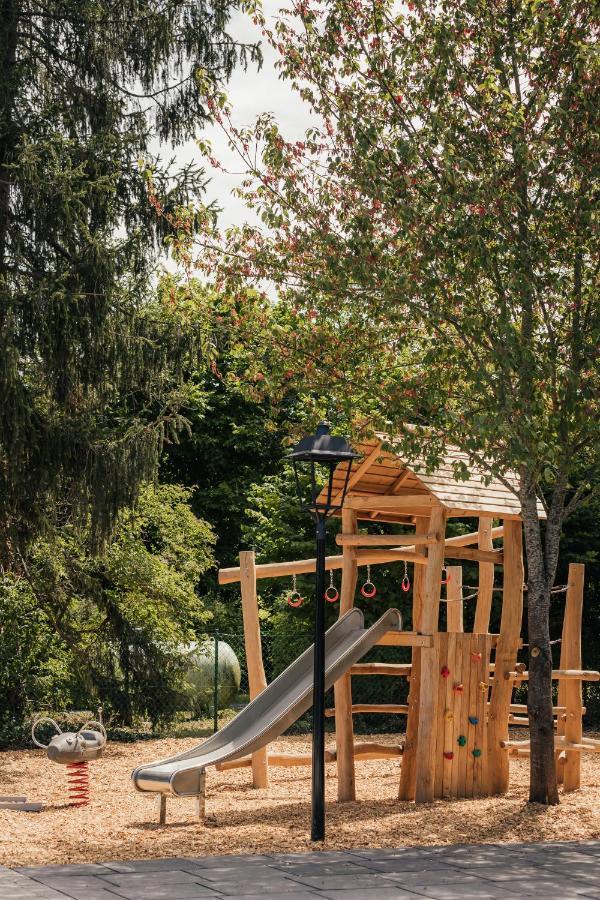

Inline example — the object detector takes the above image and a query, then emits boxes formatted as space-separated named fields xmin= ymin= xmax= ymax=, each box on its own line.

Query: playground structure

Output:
xmin=133 ymin=435 xmax=598 ymax=820
xmin=218 ymin=437 xmax=597 ymax=803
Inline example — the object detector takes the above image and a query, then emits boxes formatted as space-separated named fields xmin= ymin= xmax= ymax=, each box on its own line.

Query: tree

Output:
xmin=182 ymin=0 xmax=599 ymax=802
xmin=0 ymin=0 xmax=259 ymax=561
xmin=2 ymin=482 xmax=214 ymax=728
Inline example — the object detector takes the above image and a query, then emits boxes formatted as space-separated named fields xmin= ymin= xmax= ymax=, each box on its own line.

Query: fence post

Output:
xmin=213 ymin=629 xmax=219 ymax=734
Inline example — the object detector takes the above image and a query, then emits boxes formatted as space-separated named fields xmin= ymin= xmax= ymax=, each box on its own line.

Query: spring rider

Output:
xmin=32 ymin=712 xmax=107 ymax=806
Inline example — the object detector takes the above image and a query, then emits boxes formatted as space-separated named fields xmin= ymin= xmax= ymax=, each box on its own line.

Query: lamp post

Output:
xmin=288 ymin=422 xmax=359 ymax=842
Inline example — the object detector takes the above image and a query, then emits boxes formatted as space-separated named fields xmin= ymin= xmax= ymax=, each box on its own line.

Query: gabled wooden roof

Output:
xmin=320 ymin=437 xmax=546 ymax=523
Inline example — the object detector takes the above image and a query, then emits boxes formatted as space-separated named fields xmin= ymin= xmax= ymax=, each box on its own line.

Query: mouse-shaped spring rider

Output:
xmin=32 ymin=712 xmax=107 ymax=806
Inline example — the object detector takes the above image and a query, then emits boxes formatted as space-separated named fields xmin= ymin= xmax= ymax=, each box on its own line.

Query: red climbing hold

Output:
xmin=471 ymin=651 xmax=482 ymax=662
xmin=441 ymin=666 xmax=450 ymax=679
xmin=443 ymin=751 xmax=454 ymax=760
xmin=453 ymin=682 xmax=464 ymax=694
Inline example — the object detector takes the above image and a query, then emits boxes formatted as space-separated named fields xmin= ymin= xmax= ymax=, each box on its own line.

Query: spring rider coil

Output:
xmin=32 ymin=712 xmax=107 ymax=808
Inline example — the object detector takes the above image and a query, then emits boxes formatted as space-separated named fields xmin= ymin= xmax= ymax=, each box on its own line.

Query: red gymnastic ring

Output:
xmin=360 ymin=582 xmax=377 ymax=598
xmin=441 ymin=569 xmax=451 ymax=585
xmin=287 ymin=593 xmax=304 ymax=608
xmin=401 ymin=574 xmax=411 ymax=592
xmin=325 ymin=586 xmax=339 ymax=603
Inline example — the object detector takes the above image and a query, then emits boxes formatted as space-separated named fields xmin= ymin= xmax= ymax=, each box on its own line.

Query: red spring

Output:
xmin=66 ymin=761 xmax=90 ymax=806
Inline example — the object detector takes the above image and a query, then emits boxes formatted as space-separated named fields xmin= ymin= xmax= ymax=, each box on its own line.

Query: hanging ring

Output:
xmin=441 ymin=567 xmax=451 ymax=585
xmin=401 ymin=573 xmax=411 ymax=592
xmin=325 ymin=586 xmax=339 ymax=603
xmin=287 ymin=592 xmax=304 ymax=608
xmin=361 ymin=564 xmax=376 ymax=598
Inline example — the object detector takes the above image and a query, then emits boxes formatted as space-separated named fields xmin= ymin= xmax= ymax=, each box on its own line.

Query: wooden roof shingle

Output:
xmin=319 ymin=436 xmax=545 ymax=523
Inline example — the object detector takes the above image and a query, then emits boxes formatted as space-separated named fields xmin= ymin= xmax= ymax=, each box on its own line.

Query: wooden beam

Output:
xmin=353 ymin=548 xmax=429 ymax=566
xmin=216 ymin=743 xmax=403 ymax=771
xmin=376 ymin=632 xmax=432 ymax=648
xmin=333 ymin=443 xmax=382 ymax=505
xmin=446 ymin=565 xmax=463 ymax=633
xmin=219 ymin=527 xmax=505 ymax=586
xmin=449 ymin=525 xmax=504 ymax=547
xmin=217 ymin=750 xmax=338 ymax=771
xmin=325 ymin=704 xmax=409 ymax=717
xmin=488 ymin=519 xmax=523 ymax=795
xmin=503 ymin=737 xmax=600 ymax=754
xmin=346 ymin=493 xmax=441 ymax=511
xmin=505 ymin=669 xmax=599 ymax=682
xmin=398 ymin=515 xmax=431 ymax=801
xmin=447 ymin=507 xmax=522 ymax=521
xmin=414 ymin=507 xmax=446 ymax=802
xmin=389 ymin=467 xmax=412 ymax=493
xmin=353 ymin=742 xmax=403 ymax=759
xmin=563 ymin=563 xmax=585 ymax=791
xmin=335 ymin=507 xmax=358 ymax=802
xmin=336 ymin=532 xmax=437 ymax=547
xmin=474 ymin=516 xmax=494 ymax=633
xmin=350 ymin=663 xmax=412 ymax=677
xmin=443 ymin=547 xmax=503 ymax=564
xmin=239 ymin=551 xmax=269 ymax=789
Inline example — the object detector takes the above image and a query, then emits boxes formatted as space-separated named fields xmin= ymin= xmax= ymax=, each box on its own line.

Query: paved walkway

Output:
xmin=4 ymin=841 xmax=600 ymax=900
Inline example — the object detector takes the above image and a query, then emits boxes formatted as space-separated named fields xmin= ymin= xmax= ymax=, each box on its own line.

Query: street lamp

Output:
xmin=288 ymin=422 xmax=359 ymax=842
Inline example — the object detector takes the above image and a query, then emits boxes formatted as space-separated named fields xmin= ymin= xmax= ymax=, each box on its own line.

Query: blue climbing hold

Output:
xmin=468 ymin=715 xmax=479 ymax=725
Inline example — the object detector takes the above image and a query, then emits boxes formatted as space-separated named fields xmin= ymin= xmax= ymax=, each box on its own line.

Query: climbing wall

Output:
xmin=433 ymin=633 xmax=492 ymax=799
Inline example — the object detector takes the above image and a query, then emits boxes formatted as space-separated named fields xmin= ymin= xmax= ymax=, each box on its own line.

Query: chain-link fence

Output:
xmin=15 ymin=619 xmax=600 ymax=750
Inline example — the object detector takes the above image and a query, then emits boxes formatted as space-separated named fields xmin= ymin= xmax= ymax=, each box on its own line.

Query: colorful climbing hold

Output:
xmin=479 ymin=681 xmax=489 ymax=692
xmin=441 ymin=665 xmax=450 ymax=679
xmin=453 ymin=682 xmax=464 ymax=694
xmin=472 ymin=748 xmax=482 ymax=758
xmin=443 ymin=751 xmax=454 ymax=760
xmin=471 ymin=651 xmax=482 ymax=662
xmin=457 ymin=735 xmax=467 ymax=747
xmin=468 ymin=715 xmax=479 ymax=726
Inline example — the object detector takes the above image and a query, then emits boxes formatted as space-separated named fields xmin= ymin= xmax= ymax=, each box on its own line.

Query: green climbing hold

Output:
xmin=472 ymin=747 xmax=482 ymax=758
xmin=457 ymin=735 xmax=467 ymax=747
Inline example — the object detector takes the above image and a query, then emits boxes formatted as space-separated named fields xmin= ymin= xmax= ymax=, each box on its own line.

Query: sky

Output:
xmin=178 ymin=2 xmax=311 ymax=230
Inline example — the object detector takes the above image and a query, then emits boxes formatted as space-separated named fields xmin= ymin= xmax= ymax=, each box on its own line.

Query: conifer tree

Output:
xmin=0 ymin=0 xmax=258 ymax=560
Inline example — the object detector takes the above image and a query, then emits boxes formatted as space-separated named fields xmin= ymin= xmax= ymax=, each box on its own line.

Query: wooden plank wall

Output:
xmin=433 ymin=633 xmax=492 ymax=798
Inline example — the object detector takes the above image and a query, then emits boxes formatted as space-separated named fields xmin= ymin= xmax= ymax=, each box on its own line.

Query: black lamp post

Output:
xmin=288 ymin=422 xmax=359 ymax=842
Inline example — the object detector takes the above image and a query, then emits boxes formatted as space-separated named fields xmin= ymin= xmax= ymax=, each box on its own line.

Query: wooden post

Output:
xmin=157 ymin=794 xmax=166 ymax=825
xmin=563 ymin=563 xmax=585 ymax=791
xmin=196 ymin=770 xmax=206 ymax=822
xmin=334 ymin=507 xmax=358 ymax=801
xmin=239 ymin=550 xmax=269 ymax=789
xmin=414 ymin=507 xmax=447 ymax=803
xmin=474 ymin=516 xmax=494 ymax=634
xmin=487 ymin=520 xmax=524 ymax=794
xmin=398 ymin=515 xmax=431 ymax=800
xmin=446 ymin=566 xmax=463 ymax=633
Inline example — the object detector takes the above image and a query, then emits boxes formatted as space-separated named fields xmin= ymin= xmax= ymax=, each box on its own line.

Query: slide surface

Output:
xmin=132 ymin=607 xmax=402 ymax=796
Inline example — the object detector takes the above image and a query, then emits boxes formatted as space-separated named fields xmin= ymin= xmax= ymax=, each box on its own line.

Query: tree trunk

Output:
xmin=521 ymin=484 xmax=559 ymax=804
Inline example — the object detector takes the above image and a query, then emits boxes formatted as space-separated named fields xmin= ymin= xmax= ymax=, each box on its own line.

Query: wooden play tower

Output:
xmin=218 ymin=436 xmax=597 ymax=802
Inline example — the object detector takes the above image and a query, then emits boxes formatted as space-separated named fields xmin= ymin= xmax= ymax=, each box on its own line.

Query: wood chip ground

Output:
xmin=2 ymin=732 xmax=599 ymax=866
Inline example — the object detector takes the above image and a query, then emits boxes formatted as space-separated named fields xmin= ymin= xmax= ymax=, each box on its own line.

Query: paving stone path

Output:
xmin=4 ymin=841 xmax=600 ymax=900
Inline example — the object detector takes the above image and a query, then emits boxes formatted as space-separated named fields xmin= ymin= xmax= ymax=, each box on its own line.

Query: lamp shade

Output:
xmin=288 ymin=422 xmax=359 ymax=517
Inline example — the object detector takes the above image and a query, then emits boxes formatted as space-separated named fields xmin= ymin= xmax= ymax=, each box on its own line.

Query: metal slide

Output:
xmin=132 ymin=607 xmax=402 ymax=797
